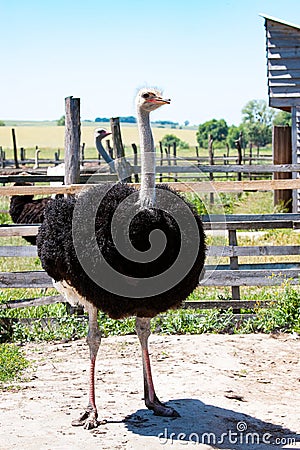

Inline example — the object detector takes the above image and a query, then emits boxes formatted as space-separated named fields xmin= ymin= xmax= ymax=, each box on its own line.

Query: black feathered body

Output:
xmin=37 ymin=183 xmax=206 ymax=319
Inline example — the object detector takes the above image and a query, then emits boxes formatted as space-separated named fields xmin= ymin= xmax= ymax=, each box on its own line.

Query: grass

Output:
xmin=0 ymin=343 xmax=30 ymax=384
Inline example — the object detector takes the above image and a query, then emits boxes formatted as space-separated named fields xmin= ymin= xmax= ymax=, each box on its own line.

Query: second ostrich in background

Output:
xmin=9 ymin=129 xmax=113 ymax=243
xmin=9 ymin=182 xmax=50 ymax=245
xmin=37 ymin=88 xmax=206 ymax=429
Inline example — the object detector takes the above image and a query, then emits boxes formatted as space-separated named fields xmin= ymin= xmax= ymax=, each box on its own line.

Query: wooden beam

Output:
xmin=0 ymin=246 xmax=37 ymax=257
xmin=201 ymin=269 xmax=300 ymax=286
xmin=2 ymin=179 xmax=300 ymax=196
xmin=64 ymin=96 xmax=81 ymax=186
xmin=0 ymin=271 xmax=52 ymax=288
xmin=11 ymin=128 xmax=19 ymax=169
xmin=0 ymin=225 xmax=39 ymax=237
xmin=183 ymin=300 xmax=270 ymax=310
xmin=0 ymin=294 xmax=64 ymax=309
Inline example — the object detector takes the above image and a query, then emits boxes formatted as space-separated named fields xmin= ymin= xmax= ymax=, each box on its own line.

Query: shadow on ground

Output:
xmin=124 ymin=398 xmax=299 ymax=449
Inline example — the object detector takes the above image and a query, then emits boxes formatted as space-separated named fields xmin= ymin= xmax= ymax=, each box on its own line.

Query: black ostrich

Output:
xmin=9 ymin=182 xmax=50 ymax=245
xmin=37 ymin=88 xmax=206 ymax=429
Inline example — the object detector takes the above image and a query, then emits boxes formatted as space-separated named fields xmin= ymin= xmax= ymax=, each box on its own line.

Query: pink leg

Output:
xmin=135 ymin=317 xmax=180 ymax=417
xmin=72 ymin=305 xmax=102 ymax=429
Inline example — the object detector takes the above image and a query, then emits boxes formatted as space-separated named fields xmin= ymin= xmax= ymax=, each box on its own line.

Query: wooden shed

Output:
xmin=261 ymin=14 xmax=300 ymax=212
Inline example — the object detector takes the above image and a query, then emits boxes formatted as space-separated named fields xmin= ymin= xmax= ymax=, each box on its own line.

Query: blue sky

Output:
xmin=1 ymin=0 xmax=300 ymax=125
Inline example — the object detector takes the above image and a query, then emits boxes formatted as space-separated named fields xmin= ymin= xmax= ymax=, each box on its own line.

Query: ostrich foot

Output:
xmin=71 ymin=407 xmax=106 ymax=429
xmin=146 ymin=395 xmax=180 ymax=417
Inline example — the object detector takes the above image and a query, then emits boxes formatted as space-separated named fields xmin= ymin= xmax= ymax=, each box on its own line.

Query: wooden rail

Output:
xmin=1 ymin=179 xmax=300 ymax=196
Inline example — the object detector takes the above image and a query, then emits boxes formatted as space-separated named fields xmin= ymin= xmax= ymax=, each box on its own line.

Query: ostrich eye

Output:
xmin=142 ymin=93 xmax=150 ymax=99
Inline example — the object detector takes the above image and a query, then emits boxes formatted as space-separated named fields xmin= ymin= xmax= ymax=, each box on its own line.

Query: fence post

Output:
xmin=159 ymin=141 xmax=163 ymax=182
xmin=235 ymin=132 xmax=243 ymax=181
xmin=273 ymin=125 xmax=292 ymax=212
xmin=106 ymin=139 xmax=114 ymax=160
xmin=64 ymin=96 xmax=83 ymax=315
xmin=229 ymin=229 xmax=241 ymax=311
xmin=0 ymin=146 xmax=4 ymax=168
xmin=64 ymin=96 xmax=81 ymax=187
xmin=173 ymin=142 xmax=178 ymax=182
xmin=110 ymin=117 xmax=131 ymax=182
xmin=11 ymin=129 xmax=19 ymax=169
xmin=208 ymin=134 xmax=214 ymax=204
xmin=131 ymin=143 xmax=139 ymax=183
xmin=20 ymin=147 xmax=25 ymax=162
xmin=81 ymin=142 xmax=85 ymax=166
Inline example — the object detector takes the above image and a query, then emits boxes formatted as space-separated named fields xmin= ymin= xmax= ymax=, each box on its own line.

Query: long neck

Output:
xmin=137 ymin=108 xmax=156 ymax=208
xmin=96 ymin=137 xmax=115 ymax=173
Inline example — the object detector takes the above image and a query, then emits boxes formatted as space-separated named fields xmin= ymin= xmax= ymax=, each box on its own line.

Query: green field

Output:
xmin=0 ymin=122 xmax=199 ymax=152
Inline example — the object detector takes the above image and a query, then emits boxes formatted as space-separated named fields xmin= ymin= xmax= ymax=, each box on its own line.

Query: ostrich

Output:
xmin=37 ymin=88 xmax=206 ymax=429
xmin=9 ymin=182 xmax=50 ymax=245
xmin=95 ymin=128 xmax=114 ymax=171
xmin=95 ymin=127 xmax=132 ymax=181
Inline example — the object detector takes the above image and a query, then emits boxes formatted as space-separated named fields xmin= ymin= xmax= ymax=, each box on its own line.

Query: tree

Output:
xmin=161 ymin=134 xmax=189 ymax=149
xmin=273 ymin=110 xmax=292 ymax=126
xmin=243 ymin=122 xmax=271 ymax=148
xmin=196 ymin=119 xmax=228 ymax=148
xmin=227 ymin=125 xmax=242 ymax=149
xmin=57 ymin=115 xmax=65 ymax=126
xmin=0 ymin=120 xmax=5 ymax=126
xmin=241 ymin=100 xmax=274 ymax=148
xmin=242 ymin=99 xmax=275 ymax=126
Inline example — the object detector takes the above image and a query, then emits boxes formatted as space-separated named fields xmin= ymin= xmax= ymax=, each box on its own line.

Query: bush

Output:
xmin=57 ymin=115 xmax=65 ymax=126
xmin=161 ymin=134 xmax=189 ymax=149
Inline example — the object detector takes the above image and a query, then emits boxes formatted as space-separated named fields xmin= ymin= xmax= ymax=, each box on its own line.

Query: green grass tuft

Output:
xmin=0 ymin=343 xmax=30 ymax=384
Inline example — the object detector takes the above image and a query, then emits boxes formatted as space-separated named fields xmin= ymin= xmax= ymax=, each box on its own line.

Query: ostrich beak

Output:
xmin=147 ymin=97 xmax=171 ymax=105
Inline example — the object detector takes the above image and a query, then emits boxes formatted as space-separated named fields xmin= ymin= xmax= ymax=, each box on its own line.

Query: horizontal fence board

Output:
xmin=205 ymin=220 xmax=296 ymax=230
xmin=205 ymin=263 xmax=300 ymax=270
xmin=208 ymin=245 xmax=300 ymax=257
xmin=0 ymin=225 xmax=39 ymax=237
xmin=0 ymin=294 xmax=64 ymax=309
xmin=0 ymin=297 xmax=270 ymax=311
xmin=0 ymin=268 xmax=299 ymax=289
xmin=1 ymin=244 xmax=299 ymax=259
xmin=2 ymin=179 xmax=300 ymax=196
xmin=0 ymin=271 xmax=52 ymax=288
xmin=2 ymin=214 xmax=300 ymax=238
xmin=0 ymin=245 xmax=37 ymax=257
xmin=183 ymin=300 xmax=270 ymax=309
xmin=201 ymin=269 xmax=300 ymax=286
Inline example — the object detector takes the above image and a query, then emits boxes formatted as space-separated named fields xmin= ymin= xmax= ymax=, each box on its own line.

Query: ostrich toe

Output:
xmin=146 ymin=397 xmax=180 ymax=417
xmin=71 ymin=408 xmax=105 ymax=429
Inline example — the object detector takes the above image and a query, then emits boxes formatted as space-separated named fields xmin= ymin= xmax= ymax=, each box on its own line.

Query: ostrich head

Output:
xmin=135 ymin=88 xmax=171 ymax=113
xmin=94 ymin=128 xmax=112 ymax=140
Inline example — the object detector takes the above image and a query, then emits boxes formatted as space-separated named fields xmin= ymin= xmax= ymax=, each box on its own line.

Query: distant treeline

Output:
xmin=94 ymin=116 xmax=179 ymax=126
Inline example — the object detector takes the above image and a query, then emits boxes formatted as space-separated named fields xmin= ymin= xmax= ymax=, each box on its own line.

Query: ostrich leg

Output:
xmin=135 ymin=317 xmax=180 ymax=417
xmin=72 ymin=305 xmax=102 ymax=429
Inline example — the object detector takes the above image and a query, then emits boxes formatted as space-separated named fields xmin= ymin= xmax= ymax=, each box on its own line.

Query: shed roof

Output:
xmin=260 ymin=14 xmax=300 ymax=31
xmin=261 ymin=13 xmax=300 ymax=111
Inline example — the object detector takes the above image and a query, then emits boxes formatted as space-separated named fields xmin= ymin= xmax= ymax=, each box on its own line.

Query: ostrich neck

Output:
xmin=137 ymin=108 xmax=156 ymax=208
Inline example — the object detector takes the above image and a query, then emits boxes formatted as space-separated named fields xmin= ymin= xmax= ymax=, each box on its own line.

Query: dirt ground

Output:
xmin=1 ymin=333 xmax=299 ymax=450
